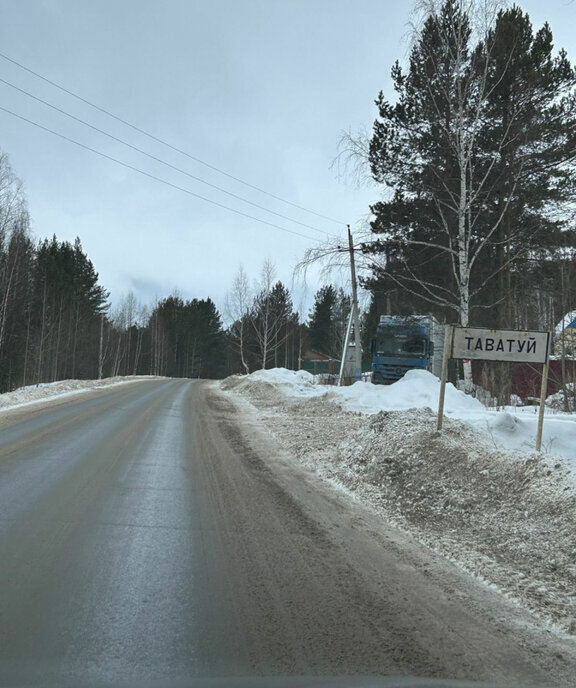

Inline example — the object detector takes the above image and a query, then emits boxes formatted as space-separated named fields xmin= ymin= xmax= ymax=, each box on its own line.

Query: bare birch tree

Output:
xmin=249 ymin=260 xmax=297 ymax=370
xmin=250 ymin=260 xmax=276 ymax=369
xmin=0 ymin=154 xmax=29 ymax=358
xmin=354 ymin=0 xmax=576 ymax=391
xmin=224 ymin=265 xmax=251 ymax=374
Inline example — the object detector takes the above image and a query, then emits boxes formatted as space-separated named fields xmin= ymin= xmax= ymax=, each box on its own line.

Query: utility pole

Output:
xmin=339 ymin=225 xmax=362 ymax=384
xmin=349 ymin=225 xmax=363 ymax=381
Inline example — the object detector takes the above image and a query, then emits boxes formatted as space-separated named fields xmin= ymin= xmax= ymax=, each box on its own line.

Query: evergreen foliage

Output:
xmin=31 ymin=236 xmax=109 ymax=382
xmin=0 ymin=151 xmax=231 ymax=391
xmin=366 ymin=1 xmax=576 ymax=329
xmin=248 ymin=281 xmax=300 ymax=370
xmin=307 ymin=285 xmax=337 ymax=356
xmin=148 ymin=296 xmax=226 ymax=378
xmin=307 ymin=285 xmax=351 ymax=360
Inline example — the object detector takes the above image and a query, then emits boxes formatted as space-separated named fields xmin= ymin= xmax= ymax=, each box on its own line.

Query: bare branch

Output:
xmin=331 ymin=127 xmax=375 ymax=188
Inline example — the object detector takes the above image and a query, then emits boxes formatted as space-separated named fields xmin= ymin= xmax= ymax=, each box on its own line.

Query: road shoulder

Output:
xmin=212 ymin=379 xmax=576 ymax=686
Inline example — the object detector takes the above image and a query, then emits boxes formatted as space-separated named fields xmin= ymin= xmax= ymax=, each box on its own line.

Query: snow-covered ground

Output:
xmin=227 ymin=367 xmax=576 ymax=477
xmin=0 ymin=376 xmax=164 ymax=412
xmin=221 ymin=368 xmax=576 ymax=635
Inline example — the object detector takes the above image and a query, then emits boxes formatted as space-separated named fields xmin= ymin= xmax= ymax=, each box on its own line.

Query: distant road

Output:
xmin=0 ymin=379 xmax=571 ymax=686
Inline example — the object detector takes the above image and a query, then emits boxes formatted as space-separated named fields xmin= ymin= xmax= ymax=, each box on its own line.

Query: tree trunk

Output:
xmin=98 ymin=315 xmax=104 ymax=380
xmin=458 ymin=149 xmax=474 ymax=394
xmin=239 ymin=320 xmax=249 ymax=374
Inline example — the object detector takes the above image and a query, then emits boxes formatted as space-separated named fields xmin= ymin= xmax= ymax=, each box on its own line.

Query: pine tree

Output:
xmin=330 ymin=288 xmax=351 ymax=360
xmin=367 ymin=1 xmax=576 ymax=331
xmin=31 ymin=237 xmax=108 ymax=383
xmin=188 ymin=297 xmax=226 ymax=378
xmin=475 ymin=7 xmax=576 ymax=327
xmin=148 ymin=295 xmax=225 ymax=379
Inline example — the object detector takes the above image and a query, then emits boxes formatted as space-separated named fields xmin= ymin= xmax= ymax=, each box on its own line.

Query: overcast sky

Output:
xmin=1 ymin=0 xmax=575 ymax=320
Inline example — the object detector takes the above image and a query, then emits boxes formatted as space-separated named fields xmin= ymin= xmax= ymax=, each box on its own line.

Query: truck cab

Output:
xmin=371 ymin=315 xmax=443 ymax=384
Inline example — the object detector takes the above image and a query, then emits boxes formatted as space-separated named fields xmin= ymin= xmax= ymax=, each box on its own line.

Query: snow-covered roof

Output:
xmin=554 ymin=310 xmax=576 ymax=336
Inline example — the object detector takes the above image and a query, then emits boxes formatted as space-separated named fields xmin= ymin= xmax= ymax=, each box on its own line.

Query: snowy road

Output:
xmin=0 ymin=379 xmax=573 ymax=686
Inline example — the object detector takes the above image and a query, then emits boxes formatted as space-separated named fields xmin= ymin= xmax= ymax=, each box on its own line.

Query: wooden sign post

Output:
xmin=436 ymin=326 xmax=552 ymax=451
xmin=437 ymin=325 xmax=454 ymax=432
xmin=535 ymin=359 xmax=550 ymax=452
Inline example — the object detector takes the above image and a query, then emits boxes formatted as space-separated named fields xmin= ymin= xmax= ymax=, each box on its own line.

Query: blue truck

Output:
xmin=371 ymin=315 xmax=445 ymax=384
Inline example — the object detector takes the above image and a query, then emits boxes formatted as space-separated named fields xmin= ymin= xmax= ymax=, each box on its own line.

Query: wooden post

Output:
xmin=437 ymin=325 xmax=453 ymax=432
xmin=348 ymin=225 xmax=362 ymax=382
xmin=535 ymin=359 xmax=550 ymax=452
xmin=338 ymin=308 xmax=354 ymax=386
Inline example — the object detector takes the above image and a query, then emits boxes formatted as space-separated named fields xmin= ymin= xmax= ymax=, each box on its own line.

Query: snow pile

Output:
xmin=221 ymin=367 xmax=576 ymax=632
xmin=325 ymin=369 xmax=483 ymax=414
xmin=223 ymin=367 xmax=483 ymax=413
xmin=336 ymin=409 xmax=576 ymax=633
xmin=546 ymin=384 xmax=576 ymax=412
xmin=221 ymin=368 xmax=573 ymax=471
xmin=221 ymin=368 xmax=325 ymax=402
xmin=466 ymin=406 xmax=576 ymax=472
xmin=0 ymin=376 xmax=161 ymax=412
xmin=224 ymin=367 xmax=576 ymax=464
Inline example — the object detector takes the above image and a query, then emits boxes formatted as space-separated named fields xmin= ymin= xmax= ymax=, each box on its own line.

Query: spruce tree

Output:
xmin=307 ymin=285 xmax=337 ymax=356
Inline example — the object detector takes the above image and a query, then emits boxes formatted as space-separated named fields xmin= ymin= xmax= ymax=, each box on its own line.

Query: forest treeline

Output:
xmin=3 ymin=2 xmax=576 ymax=395
xmin=0 ymin=152 xmax=351 ymax=392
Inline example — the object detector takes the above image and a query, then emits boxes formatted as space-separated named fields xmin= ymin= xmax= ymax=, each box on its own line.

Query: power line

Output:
xmin=0 ymin=50 xmax=345 ymax=226
xmin=0 ymin=104 xmax=324 ymax=243
xmin=0 ymin=76 xmax=336 ymax=238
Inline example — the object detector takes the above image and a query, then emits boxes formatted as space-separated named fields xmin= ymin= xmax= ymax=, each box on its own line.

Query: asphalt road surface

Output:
xmin=0 ymin=379 xmax=574 ymax=687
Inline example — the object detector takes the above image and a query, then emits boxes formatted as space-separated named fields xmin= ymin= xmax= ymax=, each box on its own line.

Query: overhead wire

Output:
xmin=0 ymin=76 xmax=336 ymax=238
xmin=0 ymin=104 xmax=323 ymax=243
xmin=0 ymin=50 xmax=346 ymax=226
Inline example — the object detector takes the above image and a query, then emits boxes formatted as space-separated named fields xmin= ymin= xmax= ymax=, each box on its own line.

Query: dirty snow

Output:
xmin=221 ymin=367 xmax=576 ymax=635
xmin=0 ymin=376 xmax=165 ymax=412
xmin=226 ymin=367 xmax=576 ymax=475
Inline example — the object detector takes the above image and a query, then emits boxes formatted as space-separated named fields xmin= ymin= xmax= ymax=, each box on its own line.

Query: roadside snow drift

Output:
xmin=0 ymin=376 xmax=163 ymax=412
xmin=224 ymin=367 xmax=576 ymax=466
xmin=224 ymin=367 xmax=479 ymax=412
xmin=221 ymin=367 xmax=576 ymax=634
xmin=324 ymin=369 xmax=484 ymax=414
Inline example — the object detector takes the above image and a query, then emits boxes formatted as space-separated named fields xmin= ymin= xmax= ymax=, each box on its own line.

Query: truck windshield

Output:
xmin=376 ymin=334 xmax=427 ymax=357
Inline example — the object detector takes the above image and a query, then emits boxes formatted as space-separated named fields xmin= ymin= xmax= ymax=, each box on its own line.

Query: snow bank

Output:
xmin=221 ymin=368 xmax=325 ymax=401
xmin=546 ymin=384 xmax=576 ymax=412
xmin=325 ymin=369 xmax=483 ymax=414
xmin=242 ymin=368 xmax=323 ymax=398
xmin=0 ymin=376 xmax=162 ymax=412
xmin=224 ymin=367 xmax=482 ymax=414
xmin=221 ymin=368 xmax=576 ymax=633
xmin=223 ymin=367 xmax=576 ymax=467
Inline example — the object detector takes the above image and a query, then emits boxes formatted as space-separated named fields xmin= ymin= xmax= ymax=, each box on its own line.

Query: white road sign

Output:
xmin=451 ymin=327 xmax=550 ymax=364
